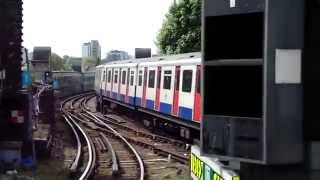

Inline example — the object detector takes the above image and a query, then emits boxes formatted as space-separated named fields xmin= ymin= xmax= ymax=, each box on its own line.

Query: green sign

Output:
xmin=191 ymin=153 xmax=239 ymax=180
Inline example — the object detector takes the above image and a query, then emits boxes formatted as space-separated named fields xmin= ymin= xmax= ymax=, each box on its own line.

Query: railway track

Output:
xmin=61 ymin=92 xmax=189 ymax=179
xmin=62 ymin=93 xmax=144 ymax=179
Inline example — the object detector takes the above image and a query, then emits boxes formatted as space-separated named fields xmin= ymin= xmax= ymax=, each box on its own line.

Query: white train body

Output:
xmin=95 ymin=52 xmax=201 ymax=124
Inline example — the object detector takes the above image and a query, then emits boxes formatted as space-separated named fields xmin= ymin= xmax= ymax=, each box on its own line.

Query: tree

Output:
xmin=156 ymin=0 xmax=201 ymax=55
xmin=81 ymin=57 xmax=97 ymax=72
xmin=50 ymin=53 xmax=72 ymax=71
xmin=50 ymin=53 xmax=65 ymax=71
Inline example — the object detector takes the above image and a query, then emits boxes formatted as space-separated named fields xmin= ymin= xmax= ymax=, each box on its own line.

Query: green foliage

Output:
xmin=50 ymin=53 xmax=65 ymax=71
xmin=50 ymin=53 xmax=72 ymax=71
xmin=82 ymin=57 xmax=97 ymax=72
xmin=157 ymin=0 xmax=201 ymax=55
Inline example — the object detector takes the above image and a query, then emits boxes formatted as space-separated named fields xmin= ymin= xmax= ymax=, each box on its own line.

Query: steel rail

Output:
xmin=81 ymin=100 xmax=189 ymax=164
xmin=92 ymin=112 xmax=188 ymax=147
xmin=85 ymin=111 xmax=145 ymax=180
xmin=99 ymin=132 xmax=119 ymax=175
xmin=65 ymin=112 xmax=96 ymax=180
xmin=62 ymin=114 xmax=82 ymax=172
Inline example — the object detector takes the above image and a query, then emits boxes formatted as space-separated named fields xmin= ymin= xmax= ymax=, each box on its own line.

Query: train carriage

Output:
xmin=103 ymin=62 xmax=139 ymax=105
xmin=137 ymin=55 xmax=201 ymax=122
xmin=96 ymin=53 xmax=201 ymax=133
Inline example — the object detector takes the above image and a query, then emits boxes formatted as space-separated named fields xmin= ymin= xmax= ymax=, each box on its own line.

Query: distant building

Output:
xmin=82 ymin=43 xmax=90 ymax=57
xmin=82 ymin=40 xmax=101 ymax=59
xmin=103 ymin=50 xmax=130 ymax=63
xmin=135 ymin=48 xmax=151 ymax=59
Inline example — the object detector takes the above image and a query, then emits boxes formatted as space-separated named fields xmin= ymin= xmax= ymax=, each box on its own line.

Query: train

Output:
xmin=95 ymin=52 xmax=201 ymax=139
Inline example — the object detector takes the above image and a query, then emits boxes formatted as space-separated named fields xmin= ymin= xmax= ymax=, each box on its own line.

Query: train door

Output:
xmin=136 ymin=68 xmax=144 ymax=106
xmin=128 ymin=68 xmax=136 ymax=105
xmin=110 ymin=68 xmax=114 ymax=98
xmin=120 ymin=68 xmax=128 ymax=102
xmin=159 ymin=66 xmax=175 ymax=115
xmin=146 ymin=67 xmax=157 ymax=110
xmin=142 ymin=67 xmax=148 ymax=108
xmin=179 ymin=65 xmax=196 ymax=121
xmin=106 ymin=69 xmax=112 ymax=97
xmin=125 ymin=68 xmax=130 ymax=104
xmin=104 ymin=68 xmax=108 ymax=96
xmin=172 ymin=66 xmax=181 ymax=116
xmin=112 ymin=68 xmax=119 ymax=99
xmin=101 ymin=69 xmax=106 ymax=96
xmin=117 ymin=68 xmax=122 ymax=101
xmin=193 ymin=65 xmax=201 ymax=122
xmin=155 ymin=66 xmax=162 ymax=111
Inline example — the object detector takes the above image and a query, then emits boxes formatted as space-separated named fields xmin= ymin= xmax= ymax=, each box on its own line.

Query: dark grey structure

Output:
xmin=201 ymin=0 xmax=304 ymax=164
xmin=30 ymin=47 xmax=51 ymax=82
xmin=135 ymin=48 xmax=151 ymax=59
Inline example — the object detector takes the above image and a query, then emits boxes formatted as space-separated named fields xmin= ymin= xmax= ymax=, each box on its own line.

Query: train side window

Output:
xmin=105 ymin=69 xmax=108 ymax=82
xmin=163 ymin=70 xmax=172 ymax=90
xmin=138 ymin=70 xmax=143 ymax=86
xmin=127 ymin=69 xmax=130 ymax=85
xmin=148 ymin=70 xmax=155 ymax=88
xmin=103 ymin=71 xmax=106 ymax=82
xmin=175 ymin=68 xmax=180 ymax=91
xmin=130 ymin=76 xmax=134 ymax=86
xmin=108 ymin=71 xmax=111 ymax=83
xmin=182 ymin=70 xmax=193 ymax=92
xmin=114 ymin=71 xmax=118 ymax=83
xmin=122 ymin=70 xmax=126 ymax=84
xmin=130 ymin=71 xmax=134 ymax=86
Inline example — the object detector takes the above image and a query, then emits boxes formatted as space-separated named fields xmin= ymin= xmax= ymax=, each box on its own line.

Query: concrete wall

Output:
xmin=52 ymin=71 xmax=94 ymax=97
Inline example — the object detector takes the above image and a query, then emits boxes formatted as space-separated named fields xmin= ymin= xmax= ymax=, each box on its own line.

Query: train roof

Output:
xmin=96 ymin=52 xmax=201 ymax=69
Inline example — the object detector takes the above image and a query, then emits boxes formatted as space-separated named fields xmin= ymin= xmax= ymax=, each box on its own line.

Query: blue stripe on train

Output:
xmin=136 ymin=97 xmax=141 ymax=106
xmin=112 ymin=92 xmax=117 ymax=99
xmin=160 ymin=102 xmax=172 ymax=115
xmin=179 ymin=107 xmax=192 ymax=121
xmin=146 ymin=100 xmax=154 ymax=110
xmin=120 ymin=94 xmax=125 ymax=102
xmin=128 ymin=96 xmax=135 ymax=105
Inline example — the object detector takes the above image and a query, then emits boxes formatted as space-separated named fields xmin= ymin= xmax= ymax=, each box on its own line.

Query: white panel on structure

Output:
xmin=230 ymin=0 xmax=236 ymax=8
xmin=275 ymin=49 xmax=301 ymax=84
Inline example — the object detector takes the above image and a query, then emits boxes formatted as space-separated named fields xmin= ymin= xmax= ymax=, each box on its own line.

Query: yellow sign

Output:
xmin=191 ymin=153 xmax=240 ymax=180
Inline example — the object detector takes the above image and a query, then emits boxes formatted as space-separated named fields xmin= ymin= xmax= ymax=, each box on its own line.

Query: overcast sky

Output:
xmin=22 ymin=0 xmax=173 ymax=57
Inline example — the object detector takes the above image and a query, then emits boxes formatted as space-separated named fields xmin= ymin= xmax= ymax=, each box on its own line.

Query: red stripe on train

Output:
xmin=193 ymin=65 xmax=201 ymax=122
xmin=155 ymin=66 xmax=161 ymax=110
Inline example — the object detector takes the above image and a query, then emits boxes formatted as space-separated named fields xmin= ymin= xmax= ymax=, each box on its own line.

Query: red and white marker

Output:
xmin=11 ymin=110 xmax=24 ymax=123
